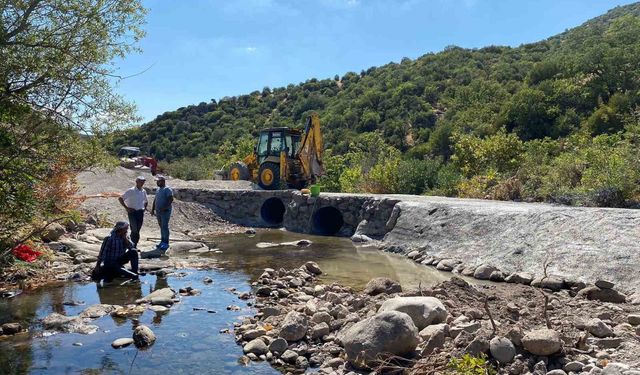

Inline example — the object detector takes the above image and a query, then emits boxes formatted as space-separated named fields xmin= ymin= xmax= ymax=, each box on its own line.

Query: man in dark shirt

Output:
xmin=93 ymin=221 xmax=139 ymax=281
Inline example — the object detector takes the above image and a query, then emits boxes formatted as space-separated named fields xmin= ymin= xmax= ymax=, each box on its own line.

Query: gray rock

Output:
xmin=304 ymin=261 xmax=322 ymax=275
xmin=449 ymin=321 xmax=481 ymax=338
xmin=586 ymin=318 xmax=614 ymax=338
xmin=418 ymin=323 xmax=449 ymax=341
xmin=295 ymin=355 xmax=309 ymax=369
xmin=136 ymin=288 xmax=175 ymax=303
xmin=593 ymin=337 xmax=622 ymax=349
xmin=420 ymin=324 xmax=447 ymax=355
xmin=133 ymin=325 xmax=156 ymax=348
xmin=363 ymin=277 xmax=402 ymax=296
xmin=243 ymin=338 xmax=268 ymax=355
xmin=546 ymin=371 xmax=567 ymax=375
xmin=490 ymin=336 xmax=516 ymax=363
xmin=341 ymin=311 xmax=419 ymax=369
xmin=521 ymin=329 xmax=562 ymax=356
xmin=465 ymin=337 xmax=490 ymax=356
xmin=281 ymin=349 xmax=298 ymax=363
xmin=577 ymin=286 xmax=627 ymax=303
xmin=595 ymin=280 xmax=615 ymax=289
xmin=279 ymin=311 xmax=308 ymax=342
xmin=243 ymin=328 xmax=267 ymax=340
xmin=42 ymin=223 xmax=66 ymax=242
xmin=256 ymin=286 xmax=272 ymax=297
xmin=311 ymin=322 xmax=330 ymax=339
xmin=473 ymin=264 xmax=498 ymax=280
xmin=323 ymin=357 xmax=345 ymax=368
xmin=42 ymin=313 xmax=98 ymax=334
xmin=531 ymin=276 xmax=565 ymax=291
xmin=262 ymin=306 xmax=281 ymax=318
xmin=330 ymin=304 xmax=349 ymax=319
xmin=563 ymin=361 xmax=584 ymax=373
xmin=378 ymin=296 xmax=447 ymax=330
xmin=79 ymin=304 xmax=117 ymax=319
xmin=311 ymin=311 xmax=332 ymax=325
xmin=268 ymin=337 xmax=288 ymax=353
xmin=602 ymin=363 xmax=630 ymax=375
xmin=111 ymin=338 xmax=134 ymax=349
xmin=627 ymin=314 xmax=640 ymax=326
xmin=435 ymin=259 xmax=460 ymax=271
xmin=407 ymin=250 xmax=420 ymax=259
xmin=505 ymin=272 xmax=533 ymax=285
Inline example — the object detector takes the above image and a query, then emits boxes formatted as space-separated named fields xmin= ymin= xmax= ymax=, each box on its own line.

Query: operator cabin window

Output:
xmin=258 ymin=133 xmax=269 ymax=156
xmin=270 ymin=131 xmax=283 ymax=155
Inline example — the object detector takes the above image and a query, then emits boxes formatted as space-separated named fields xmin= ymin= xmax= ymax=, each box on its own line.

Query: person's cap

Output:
xmin=155 ymin=175 xmax=166 ymax=181
xmin=136 ymin=175 xmax=146 ymax=181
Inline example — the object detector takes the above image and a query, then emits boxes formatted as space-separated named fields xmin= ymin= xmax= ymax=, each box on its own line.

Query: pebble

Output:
xmin=111 ymin=337 xmax=134 ymax=349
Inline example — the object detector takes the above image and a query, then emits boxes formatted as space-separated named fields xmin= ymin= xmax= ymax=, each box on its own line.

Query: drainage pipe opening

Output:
xmin=260 ymin=197 xmax=286 ymax=226
xmin=312 ymin=206 xmax=344 ymax=236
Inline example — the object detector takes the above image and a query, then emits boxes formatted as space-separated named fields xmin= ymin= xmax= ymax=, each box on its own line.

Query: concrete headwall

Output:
xmin=170 ymin=187 xmax=640 ymax=294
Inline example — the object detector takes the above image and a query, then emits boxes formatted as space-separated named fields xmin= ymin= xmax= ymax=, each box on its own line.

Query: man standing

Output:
xmin=151 ymin=175 xmax=173 ymax=250
xmin=93 ymin=221 xmax=139 ymax=281
xmin=118 ymin=176 xmax=148 ymax=248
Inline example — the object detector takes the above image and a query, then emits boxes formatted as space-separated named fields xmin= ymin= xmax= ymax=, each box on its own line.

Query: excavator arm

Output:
xmin=297 ymin=113 xmax=325 ymax=182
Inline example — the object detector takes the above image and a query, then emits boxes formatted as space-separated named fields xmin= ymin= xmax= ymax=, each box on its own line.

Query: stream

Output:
xmin=0 ymin=230 xmax=453 ymax=374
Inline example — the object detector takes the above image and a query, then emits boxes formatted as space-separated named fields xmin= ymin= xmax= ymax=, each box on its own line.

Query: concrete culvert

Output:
xmin=260 ymin=197 xmax=286 ymax=226
xmin=312 ymin=206 xmax=344 ymax=236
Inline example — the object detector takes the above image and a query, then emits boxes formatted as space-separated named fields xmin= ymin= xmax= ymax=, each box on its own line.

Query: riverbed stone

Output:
xmin=379 ymin=296 xmax=447 ymax=330
xmin=111 ymin=338 xmax=134 ymax=349
xmin=577 ymin=286 xmax=627 ymax=303
xmin=42 ymin=313 xmax=98 ymax=334
xmin=436 ymin=259 xmax=460 ymax=271
xmin=564 ymin=361 xmax=584 ymax=372
xmin=1 ymin=323 xmax=22 ymax=335
xmin=304 ymin=261 xmax=322 ymax=275
xmin=269 ymin=338 xmax=288 ymax=353
xmin=531 ymin=276 xmax=565 ymax=291
xmin=136 ymin=288 xmax=175 ymax=304
xmin=312 ymin=311 xmax=332 ymax=325
xmin=419 ymin=324 xmax=448 ymax=355
xmin=311 ymin=322 xmax=330 ymax=339
xmin=279 ymin=311 xmax=308 ymax=342
xmin=586 ymin=318 xmax=614 ymax=338
xmin=281 ymin=349 xmax=299 ymax=363
xmin=595 ymin=280 xmax=615 ymax=289
xmin=243 ymin=338 xmax=268 ymax=355
xmin=133 ymin=325 xmax=156 ymax=348
xmin=602 ymin=363 xmax=630 ymax=375
xmin=41 ymin=223 xmax=66 ymax=242
xmin=522 ymin=329 xmax=562 ymax=356
xmin=628 ymin=314 xmax=640 ymax=326
xmin=341 ymin=311 xmax=419 ymax=369
xmin=505 ymin=272 xmax=534 ymax=285
xmin=79 ymin=304 xmax=117 ymax=319
xmin=473 ymin=264 xmax=498 ymax=280
xmin=243 ymin=327 xmax=267 ymax=340
xmin=490 ymin=336 xmax=516 ymax=363
xmin=363 ymin=277 xmax=402 ymax=296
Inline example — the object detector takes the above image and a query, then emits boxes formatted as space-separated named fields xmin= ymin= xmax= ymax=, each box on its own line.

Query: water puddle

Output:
xmin=0 ymin=229 xmax=453 ymax=374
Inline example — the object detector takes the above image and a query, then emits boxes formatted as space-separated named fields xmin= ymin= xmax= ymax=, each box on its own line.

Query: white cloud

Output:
xmin=244 ymin=46 xmax=258 ymax=54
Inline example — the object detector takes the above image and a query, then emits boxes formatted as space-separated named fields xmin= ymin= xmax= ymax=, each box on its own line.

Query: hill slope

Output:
xmin=113 ymin=3 xmax=640 ymax=205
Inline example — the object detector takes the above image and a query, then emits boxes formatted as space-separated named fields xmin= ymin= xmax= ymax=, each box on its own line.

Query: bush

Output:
xmin=397 ymin=158 xmax=443 ymax=195
xmin=448 ymin=353 xmax=496 ymax=375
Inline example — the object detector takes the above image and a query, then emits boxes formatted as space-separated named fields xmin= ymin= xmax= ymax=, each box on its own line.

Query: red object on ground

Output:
xmin=141 ymin=156 xmax=158 ymax=175
xmin=12 ymin=244 xmax=42 ymax=262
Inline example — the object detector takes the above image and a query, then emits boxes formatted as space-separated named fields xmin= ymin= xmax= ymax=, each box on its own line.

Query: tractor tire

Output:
xmin=258 ymin=162 xmax=280 ymax=190
xmin=229 ymin=161 xmax=250 ymax=181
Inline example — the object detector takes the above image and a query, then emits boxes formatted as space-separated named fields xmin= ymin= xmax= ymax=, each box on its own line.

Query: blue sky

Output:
xmin=114 ymin=0 xmax=638 ymax=123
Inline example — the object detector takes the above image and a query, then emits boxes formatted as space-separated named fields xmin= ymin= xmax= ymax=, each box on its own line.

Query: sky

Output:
xmin=113 ymin=0 xmax=638 ymax=123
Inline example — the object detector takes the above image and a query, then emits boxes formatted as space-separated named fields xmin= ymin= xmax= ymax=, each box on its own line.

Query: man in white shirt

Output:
xmin=118 ymin=176 xmax=148 ymax=248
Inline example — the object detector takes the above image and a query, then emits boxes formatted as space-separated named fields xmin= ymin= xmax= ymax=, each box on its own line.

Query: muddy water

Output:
xmin=0 ymin=230 xmax=452 ymax=374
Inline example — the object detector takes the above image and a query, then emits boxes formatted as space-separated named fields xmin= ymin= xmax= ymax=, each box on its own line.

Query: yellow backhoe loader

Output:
xmin=228 ymin=113 xmax=325 ymax=190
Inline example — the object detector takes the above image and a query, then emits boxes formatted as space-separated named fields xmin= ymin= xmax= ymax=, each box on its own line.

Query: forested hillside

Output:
xmin=113 ymin=3 xmax=640 ymax=206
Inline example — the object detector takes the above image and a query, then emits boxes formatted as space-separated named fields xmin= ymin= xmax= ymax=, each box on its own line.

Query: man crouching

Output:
xmin=93 ymin=221 xmax=139 ymax=281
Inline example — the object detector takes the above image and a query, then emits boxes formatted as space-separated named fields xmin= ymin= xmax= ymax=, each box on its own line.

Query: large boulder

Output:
xmin=341 ymin=311 xmax=419 ymax=369
xmin=490 ymin=336 xmax=516 ymax=363
xmin=363 ymin=277 xmax=402 ymax=296
xmin=279 ymin=311 xmax=308 ymax=342
xmin=378 ymin=296 xmax=447 ymax=330
xmin=41 ymin=223 xmax=66 ymax=242
xmin=473 ymin=264 xmax=498 ymax=280
xmin=521 ymin=329 xmax=562 ymax=356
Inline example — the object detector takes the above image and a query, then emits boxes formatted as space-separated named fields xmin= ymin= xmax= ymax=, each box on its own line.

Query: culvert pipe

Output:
xmin=311 ymin=206 xmax=344 ymax=236
xmin=260 ymin=197 xmax=286 ymax=226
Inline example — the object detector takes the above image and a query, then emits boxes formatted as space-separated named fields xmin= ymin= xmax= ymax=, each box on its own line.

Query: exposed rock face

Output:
xmin=522 ymin=329 xmax=562 ymax=356
xmin=279 ymin=311 xmax=308 ymax=342
xmin=133 ymin=325 xmax=156 ymax=348
xmin=363 ymin=277 xmax=402 ymax=296
xmin=378 ymin=296 xmax=447 ymax=330
xmin=341 ymin=311 xmax=419 ymax=369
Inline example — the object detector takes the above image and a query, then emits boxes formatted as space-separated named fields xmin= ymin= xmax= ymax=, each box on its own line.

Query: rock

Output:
xmin=111 ymin=338 xmax=134 ymax=349
xmin=279 ymin=311 xmax=308 ymax=342
xmin=449 ymin=322 xmax=481 ymax=338
xmin=407 ymin=250 xmax=420 ymax=259
xmin=295 ymin=356 xmax=309 ymax=369
xmin=243 ymin=338 xmax=268 ymax=355
xmin=111 ymin=305 xmax=145 ymax=318
xmin=564 ymin=361 xmax=584 ymax=373
xmin=595 ymin=280 xmax=615 ymax=289
xmin=304 ymin=261 xmax=322 ymax=275
xmin=1 ymin=323 xmax=22 ymax=335
xmin=243 ymin=327 xmax=267 ymax=340
xmin=363 ymin=277 xmax=402 ymax=296
xmin=330 ymin=304 xmax=349 ymax=319
xmin=132 ymin=325 xmax=156 ymax=348
xmin=586 ymin=318 xmax=614 ymax=338
xmin=546 ymin=371 xmax=567 ymax=375
xmin=281 ymin=349 xmax=298 ymax=363
xmin=269 ymin=338 xmax=288 ymax=353
xmin=593 ymin=337 xmax=622 ymax=349
xmin=136 ymin=288 xmax=175 ymax=303
xmin=256 ymin=286 xmax=272 ymax=297
xmin=312 ymin=312 xmax=332 ymax=325
xmin=341 ymin=311 xmax=419 ymax=369
xmin=577 ymin=286 xmax=627 ymax=303
xmin=521 ymin=329 xmax=562 ymax=356
xmin=505 ymin=272 xmax=533 ymax=285
xmin=531 ymin=276 xmax=564 ymax=291
xmin=419 ymin=324 xmax=448 ymax=355
xmin=602 ymin=363 xmax=630 ymax=375
xmin=490 ymin=336 xmax=516 ymax=363
xmin=79 ymin=304 xmax=117 ymax=319
xmin=465 ymin=337 xmax=490 ymax=356
xmin=378 ymin=296 xmax=447 ymax=330
xmin=461 ymin=265 xmax=477 ymax=276
xmin=149 ymin=297 xmax=174 ymax=306
xmin=42 ymin=313 xmax=98 ymax=334
xmin=627 ymin=314 xmax=640 ymax=326
xmin=262 ymin=306 xmax=281 ymax=318
xmin=435 ymin=259 xmax=460 ymax=271
xmin=41 ymin=223 xmax=66 ymax=242
xmin=473 ymin=264 xmax=498 ymax=280
xmin=311 ymin=322 xmax=330 ymax=339
xmin=489 ymin=271 xmax=505 ymax=282
xmin=203 ymin=277 xmax=214 ymax=284
xmin=324 ymin=357 xmax=345 ymax=368
xmin=148 ymin=305 xmax=169 ymax=312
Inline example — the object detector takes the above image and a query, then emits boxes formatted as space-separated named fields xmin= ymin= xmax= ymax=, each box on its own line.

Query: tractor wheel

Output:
xmin=229 ymin=161 xmax=250 ymax=181
xmin=258 ymin=162 xmax=280 ymax=190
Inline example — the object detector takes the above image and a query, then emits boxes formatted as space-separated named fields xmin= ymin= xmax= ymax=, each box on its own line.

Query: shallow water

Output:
xmin=0 ymin=230 xmax=452 ymax=374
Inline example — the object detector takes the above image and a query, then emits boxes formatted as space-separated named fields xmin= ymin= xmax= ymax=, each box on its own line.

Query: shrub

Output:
xmin=448 ymin=353 xmax=497 ymax=375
